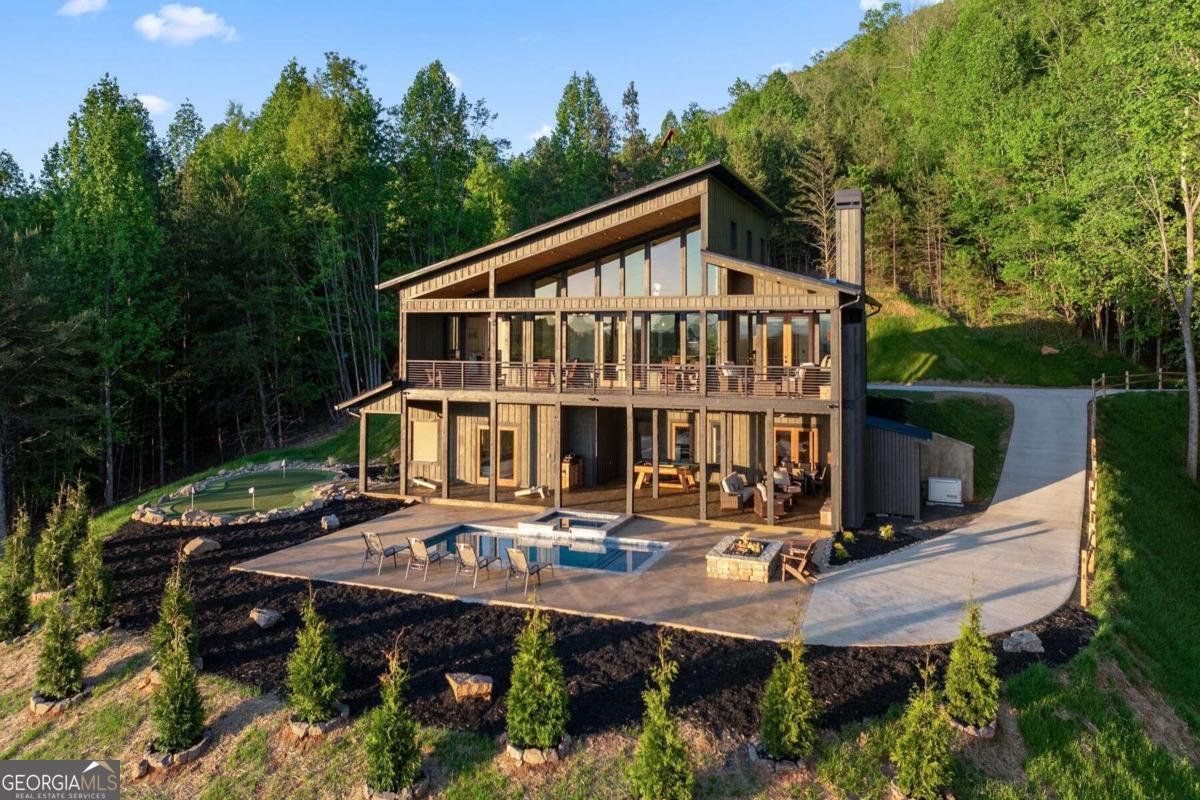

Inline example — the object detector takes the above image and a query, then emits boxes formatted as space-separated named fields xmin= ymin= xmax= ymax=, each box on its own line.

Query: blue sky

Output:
xmin=1 ymin=1 xmax=884 ymax=175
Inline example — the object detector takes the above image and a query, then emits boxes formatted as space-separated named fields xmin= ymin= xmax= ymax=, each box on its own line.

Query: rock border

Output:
xmin=745 ymin=741 xmax=807 ymax=773
xmin=133 ymin=732 xmax=211 ymax=778
xmin=130 ymin=460 xmax=355 ymax=528
xmin=949 ymin=716 xmax=997 ymax=739
xmin=29 ymin=688 xmax=89 ymax=717
xmin=360 ymin=772 xmax=429 ymax=800
xmin=502 ymin=732 xmax=573 ymax=766
xmin=287 ymin=703 xmax=350 ymax=742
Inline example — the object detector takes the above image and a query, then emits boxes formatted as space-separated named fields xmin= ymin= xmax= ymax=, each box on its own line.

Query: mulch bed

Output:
xmin=830 ymin=528 xmax=920 ymax=565
xmin=105 ymin=498 xmax=1095 ymax=738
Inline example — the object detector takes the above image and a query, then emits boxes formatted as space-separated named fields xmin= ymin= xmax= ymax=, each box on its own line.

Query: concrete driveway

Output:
xmin=803 ymin=385 xmax=1091 ymax=646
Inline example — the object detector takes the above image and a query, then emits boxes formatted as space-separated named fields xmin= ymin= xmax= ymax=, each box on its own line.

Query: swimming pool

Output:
xmin=425 ymin=523 xmax=667 ymax=575
xmin=517 ymin=508 xmax=631 ymax=535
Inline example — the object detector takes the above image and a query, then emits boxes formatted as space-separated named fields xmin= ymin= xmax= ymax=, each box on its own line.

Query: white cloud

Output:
xmin=135 ymin=94 xmax=172 ymax=115
xmin=859 ymin=0 xmax=883 ymax=9
xmin=134 ymin=4 xmax=237 ymax=45
xmin=58 ymin=0 xmax=107 ymax=16
xmin=526 ymin=123 xmax=552 ymax=143
xmin=770 ymin=61 xmax=795 ymax=73
xmin=446 ymin=71 xmax=462 ymax=89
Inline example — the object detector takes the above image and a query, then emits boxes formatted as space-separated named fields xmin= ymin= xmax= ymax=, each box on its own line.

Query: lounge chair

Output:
xmin=505 ymin=547 xmax=554 ymax=594
xmin=362 ymin=532 xmax=407 ymax=575
xmin=719 ymin=472 xmax=756 ymax=511
xmin=774 ymin=468 xmax=804 ymax=498
xmin=455 ymin=541 xmax=501 ymax=588
xmin=753 ymin=482 xmax=787 ymax=521
xmin=405 ymin=537 xmax=452 ymax=582
xmin=780 ymin=538 xmax=818 ymax=584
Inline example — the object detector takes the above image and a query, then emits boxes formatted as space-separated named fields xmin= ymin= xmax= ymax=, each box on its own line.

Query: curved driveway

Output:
xmin=802 ymin=385 xmax=1091 ymax=646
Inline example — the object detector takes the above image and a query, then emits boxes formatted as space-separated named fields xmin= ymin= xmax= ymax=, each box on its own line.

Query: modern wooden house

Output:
xmin=341 ymin=161 xmax=869 ymax=531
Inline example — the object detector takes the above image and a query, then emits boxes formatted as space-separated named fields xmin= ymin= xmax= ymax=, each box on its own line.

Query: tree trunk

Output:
xmin=1181 ymin=189 xmax=1198 ymax=482
xmin=104 ymin=367 xmax=115 ymax=507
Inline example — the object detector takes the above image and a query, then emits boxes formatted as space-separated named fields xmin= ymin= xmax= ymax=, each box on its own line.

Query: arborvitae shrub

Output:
xmin=365 ymin=641 xmax=422 ymax=793
xmin=34 ymin=485 xmax=88 ymax=591
xmin=151 ymin=554 xmax=198 ymax=666
xmin=2 ymin=506 xmax=36 ymax=591
xmin=72 ymin=528 xmax=115 ymax=632
xmin=628 ymin=636 xmax=694 ymax=800
xmin=505 ymin=607 xmax=569 ymax=749
xmin=891 ymin=663 xmax=953 ymax=800
xmin=286 ymin=591 xmax=344 ymax=724
xmin=0 ymin=561 xmax=31 ymax=640
xmin=35 ymin=599 xmax=84 ymax=701
xmin=151 ymin=627 xmax=206 ymax=753
xmin=760 ymin=632 xmax=817 ymax=761
xmin=944 ymin=603 xmax=1000 ymax=727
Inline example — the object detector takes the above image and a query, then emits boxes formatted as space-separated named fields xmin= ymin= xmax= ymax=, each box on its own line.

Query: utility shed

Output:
xmin=864 ymin=416 xmax=932 ymax=520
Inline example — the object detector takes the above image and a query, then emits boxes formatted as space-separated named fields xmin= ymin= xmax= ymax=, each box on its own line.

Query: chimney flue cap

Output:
xmin=834 ymin=188 xmax=863 ymax=209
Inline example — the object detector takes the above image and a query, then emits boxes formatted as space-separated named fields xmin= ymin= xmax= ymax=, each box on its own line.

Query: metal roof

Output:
xmin=866 ymin=415 xmax=933 ymax=441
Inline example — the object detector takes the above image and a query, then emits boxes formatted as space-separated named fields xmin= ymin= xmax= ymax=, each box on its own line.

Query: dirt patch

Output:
xmin=104 ymin=499 xmax=1095 ymax=738
xmin=1097 ymin=658 xmax=1199 ymax=765
xmin=957 ymin=702 xmax=1028 ymax=784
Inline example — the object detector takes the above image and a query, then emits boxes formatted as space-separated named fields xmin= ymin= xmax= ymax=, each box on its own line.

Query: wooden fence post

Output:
xmin=1158 ymin=368 xmax=1164 ymax=390
xmin=1125 ymin=370 xmax=1130 ymax=390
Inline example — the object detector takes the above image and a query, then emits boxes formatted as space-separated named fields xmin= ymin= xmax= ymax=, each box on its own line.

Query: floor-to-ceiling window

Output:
xmin=649 ymin=234 xmax=681 ymax=297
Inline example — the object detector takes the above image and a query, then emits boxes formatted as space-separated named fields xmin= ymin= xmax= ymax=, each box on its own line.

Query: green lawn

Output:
xmin=868 ymin=291 xmax=1136 ymax=386
xmin=162 ymin=469 xmax=335 ymax=516
xmin=871 ymin=391 xmax=1013 ymax=502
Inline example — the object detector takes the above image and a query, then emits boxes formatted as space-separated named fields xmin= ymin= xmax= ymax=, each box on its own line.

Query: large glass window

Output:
xmin=734 ymin=313 xmax=753 ymax=364
xmin=791 ymin=316 xmax=811 ymax=365
xmin=684 ymin=313 xmax=701 ymax=364
xmin=706 ymin=312 xmax=720 ymax=363
xmin=648 ymin=313 xmax=678 ymax=362
xmin=649 ymin=235 xmax=681 ymax=297
xmin=498 ymin=315 xmax=523 ymax=363
xmin=633 ymin=315 xmax=645 ymax=363
xmin=533 ymin=314 xmax=555 ymax=360
xmin=685 ymin=227 xmax=701 ymax=295
xmin=566 ymin=263 xmax=595 ymax=297
xmin=765 ymin=315 xmax=785 ymax=366
xmin=600 ymin=254 xmax=621 ymax=297
xmin=706 ymin=262 xmax=721 ymax=296
xmin=599 ymin=315 xmax=623 ymax=363
xmin=534 ymin=274 xmax=559 ymax=298
xmin=624 ymin=246 xmax=645 ymax=296
xmin=818 ymin=313 xmax=831 ymax=364
xmin=565 ymin=313 xmax=595 ymax=362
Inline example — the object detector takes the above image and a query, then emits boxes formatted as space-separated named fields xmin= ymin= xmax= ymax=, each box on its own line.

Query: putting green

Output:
xmin=164 ymin=469 xmax=336 ymax=516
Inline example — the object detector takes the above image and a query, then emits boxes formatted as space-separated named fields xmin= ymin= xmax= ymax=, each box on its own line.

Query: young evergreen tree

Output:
xmin=35 ymin=599 xmax=84 ymax=701
xmin=944 ymin=603 xmax=1000 ymax=727
xmin=151 ymin=553 xmax=198 ymax=665
xmin=759 ymin=632 xmax=817 ymax=761
xmin=72 ymin=528 xmax=115 ymax=632
xmin=2 ymin=505 xmax=36 ymax=591
xmin=150 ymin=626 xmax=206 ymax=753
xmin=628 ymin=636 xmax=694 ymax=800
xmin=505 ymin=606 xmax=569 ymax=749
xmin=364 ymin=640 xmax=422 ymax=793
xmin=286 ymin=591 xmax=344 ymax=723
xmin=0 ymin=560 xmax=30 ymax=640
xmin=891 ymin=662 xmax=954 ymax=800
xmin=33 ymin=484 xmax=88 ymax=591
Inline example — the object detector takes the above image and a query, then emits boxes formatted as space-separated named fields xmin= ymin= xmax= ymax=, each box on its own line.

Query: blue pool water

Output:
xmin=425 ymin=524 xmax=663 ymax=574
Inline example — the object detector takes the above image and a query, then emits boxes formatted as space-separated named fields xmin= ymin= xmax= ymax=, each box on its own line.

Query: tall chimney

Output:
xmin=834 ymin=188 xmax=864 ymax=287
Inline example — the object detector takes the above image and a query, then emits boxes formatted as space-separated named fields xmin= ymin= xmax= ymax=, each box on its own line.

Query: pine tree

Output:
xmin=33 ymin=484 xmax=88 ymax=591
xmin=944 ymin=604 xmax=1000 ymax=727
xmin=151 ymin=553 xmax=199 ymax=666
xmin=891 ymin=662 xmax=953 ymax=800
xmin=151 ymin=626 xmax=206 ymax=753
xmin=364 ymin=640 xmax=422 ymax=793
xmin=0 ymin=560 xmax=30 ymax=640
xmin=72 ymin=528 xmax=115 ymax=632
xmin=628 ymin=636 xmax=693 ymax=800
xmin=760 ymin=632 xmax=817 ymax=761
xmin=2 ymin=505 xmax=35 ymax=591
xmin=286 ymin=591 xmax=344 ymax=724
xmin=35 ymin=599 xmax=83 ymax=701
xmin=505 ymin=606 xmax=569 ymax=750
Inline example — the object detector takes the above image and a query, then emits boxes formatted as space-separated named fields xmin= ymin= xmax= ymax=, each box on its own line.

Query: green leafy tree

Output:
xmin=505 ymin=607 xmax=568 ymax=749
xmin=891 ymin=662 xmax=954 ymax=800
xmin=33 ymin=483 xmax=88 ymax=591
xmin=0 ymin=560 xmax=30 ymax=640
xmin=760 ymin=632 xmax=817 ymax=761
xmin=364 ymin=640 xmax=422 ymax=793
xmin=628 ymin=636 xmax=693 ymax=800
xmin=286 ymin=591 xmax=344 ymax=723
xmin=151 ymin=553 xmax=198 ymax=666
xmin=151 ymin=626 xmax=206 ymax=753
xmin=35 ymin=599 xmax=84 ymax=701
xmin=944 ymin=604 xmax=999 ymax=726
xmin=72 ymin=527 xmax=115 ymax=632
xmin=2 ymin=505 xmax=36 ymax=590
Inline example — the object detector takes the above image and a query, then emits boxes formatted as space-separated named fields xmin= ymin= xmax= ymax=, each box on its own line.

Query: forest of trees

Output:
xmin=2 ymin=0 xmax=1198 ymax=528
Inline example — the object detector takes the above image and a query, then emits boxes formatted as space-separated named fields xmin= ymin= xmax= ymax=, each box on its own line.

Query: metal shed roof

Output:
xmin=866 ymin=415 xmax=933 ymax=441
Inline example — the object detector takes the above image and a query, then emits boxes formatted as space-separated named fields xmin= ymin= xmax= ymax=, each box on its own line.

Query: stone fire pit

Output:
xmin=706 ymin=535 xmax=783 ymax=583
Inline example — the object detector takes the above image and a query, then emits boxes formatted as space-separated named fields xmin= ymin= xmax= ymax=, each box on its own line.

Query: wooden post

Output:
xmin=1125 ymin=370 xmax=1130 ymax=390
xmin=555 ymin=311 xmax=563 ymax=394
xmin=1079 ymin=549 xmax=1089 ymax=607
xmin=626 ymin=405 xmax=635 ymax=514
xmin=765 ymin=408 xmax=776 ymax=526
xmin=440 ymin=398 xmax=450 ymax=499
xmin=489 ymin=312 xmax=497 ymax=391
xmin=698 ymin=406 xmax=708 ymax=520
xmin=1158 ymin=368 xmax=1164 ymax=390
xmin=488 ymin=400 xmax=498 ymax=504
xmin=357 ymin=412 xmax=369 ymax=493
xmin=626 ymin=310 xmax=635 ymax=395
xmin=651 ymin=408 xmax=660 ymax=499
xmin=397 ymin=396 xmax=408 ymax=493
xmin=399 ymin=311 xmax=407 ymax=381
xmin=553 ymin=403 xmax=562 ymax=509
xmin=699 ymin=312 xmax=708 ymax=397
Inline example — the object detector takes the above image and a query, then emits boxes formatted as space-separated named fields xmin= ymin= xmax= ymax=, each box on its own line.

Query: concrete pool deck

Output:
xmin=233 ymin=501 xmax=817 ymax=641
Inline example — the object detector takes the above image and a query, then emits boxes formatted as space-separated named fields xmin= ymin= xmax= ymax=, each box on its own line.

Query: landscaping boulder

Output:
xmin=141 ymin=509 xmax=166 ymax=525
xmin=445 ymin=672 xmax=492 ymax=702
xmin=1040 ymin=345 xmax=1061 ymax=355
xmin=361 ymin=773 xmax=428 ymax=800
xmin=183 ymin=536 xmax=220 ymax=556
xmin=320 ymin=514 xmax=340 ymax=532
xmin=249 ymin=608 xmax=282 ymax=629
xmin=1001 ymin=629 xmax=1043 ymax=654
xmin=288 ymin=703 xmax=350 ymax=742
xmin=502 ymin=732 xmax=573 ymax=765
xmin=29 ymin=689 xmax=88 ymax=717
xmin=141 ymin=733 xmax=209 ymax=776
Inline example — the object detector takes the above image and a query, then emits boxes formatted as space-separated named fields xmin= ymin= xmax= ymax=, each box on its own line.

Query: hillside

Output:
xmin=867 ymin=291 xmax=1137 ymax=386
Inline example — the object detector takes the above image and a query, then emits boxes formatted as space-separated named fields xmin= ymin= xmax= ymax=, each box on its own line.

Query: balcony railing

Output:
xmin=405 ymin=359 xmax=830 ymax=399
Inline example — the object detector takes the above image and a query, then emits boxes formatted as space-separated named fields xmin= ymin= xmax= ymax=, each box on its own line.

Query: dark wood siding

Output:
xmin=865 ymin=425 xmax=921 ymax=518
